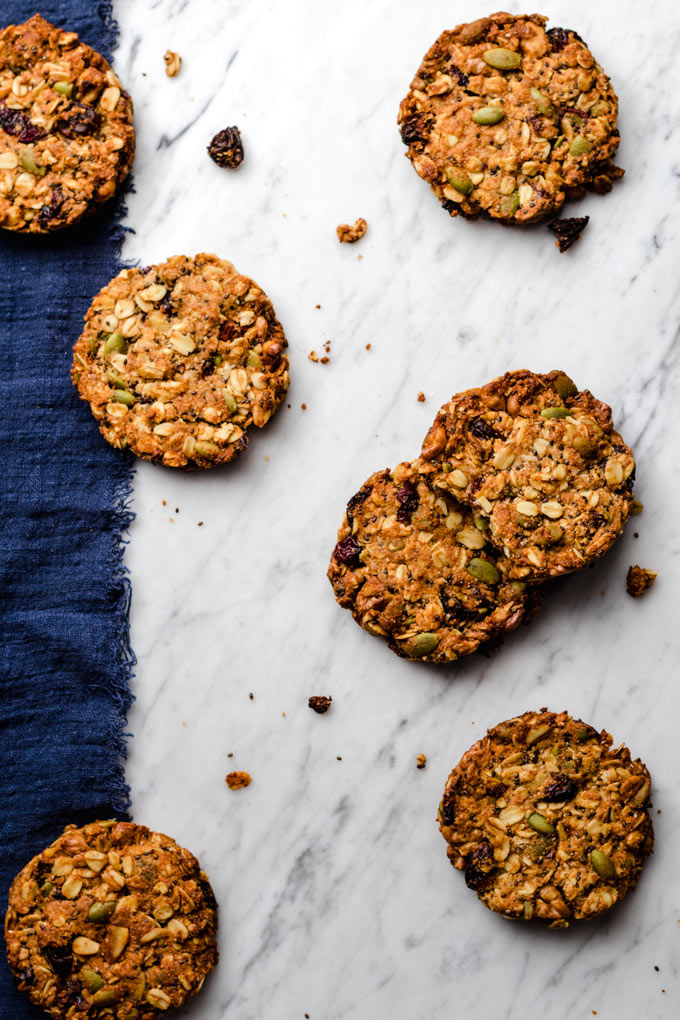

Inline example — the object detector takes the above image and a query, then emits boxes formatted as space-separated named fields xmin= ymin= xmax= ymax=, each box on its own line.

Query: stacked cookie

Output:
xmin=329 ymin=370 xmax=635 ymax=662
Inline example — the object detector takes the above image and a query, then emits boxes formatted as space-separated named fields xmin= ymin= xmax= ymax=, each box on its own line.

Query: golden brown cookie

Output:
xmin=420 ymin=370 xmax=634 ymax=580
xmin=398 ymin=13 xmax=622 ymax=224
xmin=0 ymin=14 xmax=135 ymax=232
xmin=328 ymin=460 xmax=538 ymax=663
xmin=439 ymin=709 xmax=653 ymax=927
xmin=5 ymin=820 xmax=218 ymax=1019
xmin=71 ymin=253 xmax=290 ymax=468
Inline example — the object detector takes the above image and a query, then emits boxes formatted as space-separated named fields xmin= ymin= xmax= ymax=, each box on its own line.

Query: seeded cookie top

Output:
xmin=71 ymin=253 xmax=290 ymax=468
xmin=0 ymin=14 xmax=135 ymax=232
xmin=5 ymin=820 xmax=218 ymax=1019
xmin=439 ymin=710 xmax=653 ymax=926
xmin=420 ymin=370 xmax=634 ymax=579
xmin=328 ymin=460 xmax=537 ymax=663
xmin=398 ymin=12 xmax=622 ymax=223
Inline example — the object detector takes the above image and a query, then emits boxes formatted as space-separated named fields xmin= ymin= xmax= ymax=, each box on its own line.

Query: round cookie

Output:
xmin=398 ymin=12 xmax=622 ymax=224
xmin=71 ymin=253 xmax=290 ymax=468
xmin=420 ymin=370 xmax=634 ymax=580
xmin=0 ymin=14 xmax=135 ymax=233
xmin=5 ymin=819 xmax=218 ymax=1019
xmin=328 ymin=460 xmax=538 ymax=663
xmin=439 ymin=709 xmax=653 ymax=927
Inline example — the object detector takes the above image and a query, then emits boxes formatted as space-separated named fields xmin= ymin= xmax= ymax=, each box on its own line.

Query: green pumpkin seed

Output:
xmin=522 ymin=900 xmax=534 ymax=920
xmin=54 ymin=82 xmax=73 ymax=98
xmin=20 ymin=150 xmax=45 ymax=176
xmin=509 ymin=581 xmax=527 ymax=593
xmin=40 ymin=880 xmax=54 ymax=895
xmin=574 ymin=726 xmax=590 ymax=742
xmin=92 ymin=988 xmax=121 ymax=1007
xmin=405 ymin=632 xmax=440 ymax=658
xmin=106 ymin=370 xmax=128 ymax=389
xmin=553 ymin=373 xmax=577 ymax=399
xmin=540 ymin=406 xmax=571 ymax=419
xmin=570 ymin=136 xmax=591 ymax=157
xmin=473 ymin=106 xmax=505 ymax=126
xmin=528 ymin=834 xmax=554 ymax=861
xmin=87 ymin=901 xmax=115 ymax=923
xmin=590 ymin=849 xmax=616 ymax=880
xmin=89 ymin=336 xmax=101 ymax=355
xmin=500 ymin=191 xmax=520 ymax=217
xmin=132 ymin=974 xmax=147 ymax=1000
xmin=247 ymin=350 xmax=261 ymax=368
xmin=214 ymin=354 xmax=223 ymax=366
xmin=103 ymin=332 xmax=127 ymax=356
xmin=445 ymin=167 xmax=473 ymax=195
xmin=528 ymin=812 xmax=555 ymax=835
xmin=530 ymin=87 xmax=552 ymax=115
xmin=482 ymin=48 xmax=522 ymax=70
xmin=112 ymin=390 xmax=136 ymax=406
xmin=81 ymin=968 xmax=104 ymax=993
xmin=472 ymin=511 xmax=488 ymax=531
xmin=223 ymin=390 xmax=237 ymax=412
xmin=466 ymin=558 xmax=500 ymax=584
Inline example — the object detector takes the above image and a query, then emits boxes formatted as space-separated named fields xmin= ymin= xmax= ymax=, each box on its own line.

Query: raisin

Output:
xmin=399 ymin=112 xmax=432 ymax=147
xmin=469 ymin=417 xmax=500 ymax=441
xmin=448 ymin=63 xmax=470 ymax=88
xmin=562 ymin=106 xmax=587 ymax=120
xmin=207 ymin=126 xmax=244 ymax=168
xmin=547 ymin=27 xmax=582 ymax=52
xmin=160 ymin=291 xmax=174 ymax=316
xmin=440 ymin=795 xmax=455 ymax=826
xmin=54 ymin=102 xmax=101 ymax=138
xmin=200 ymin=352 xmax=217 ymax=377
xmin=0 ymin=101 xmax=44 ymax=142
xmin=42 ymin=943 xmax=72 ymax=978
xmin=308 ymin=695 xmax=332 ymax=714
xmin=218 ymin=319 xmax=233 ymax=342
xmin=547 ymin=216 xmax=590 ymax=253
xmin=529 ymin=114 xmax=546 ymax=137
xmin=396 ymin=481 xmax=419 ymax=523
xmin=464 ymin=841 xmax=495 ymax=890
xmin=333 ymin=535 xmax=361 ymax=567
xmin=37 ymin=185 xmax=65 ymax=228
xmin=346 ymin=484 xmax=372 ymax=523
xmin=199 ymin=877 xmax=218 ymax=911
xmin=542 ymin=774 xmax=578 ymax=802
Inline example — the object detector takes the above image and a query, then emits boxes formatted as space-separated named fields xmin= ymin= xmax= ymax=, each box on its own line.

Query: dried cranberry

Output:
xmin=547 ymin=27 xmax=572 ymax=51
xmin=200 ymin=352 xmax=217 ymax=377
xmin=400 ymin=112 xmax=432 ymax=147
xmin=199 ymin=877 xmax=218 ymax=911
xmin=38 ymin=185 xmax=65 ymax=227
xmin=54 ymin=102 xmax=101 ymax=138
xmin=208 ymin=126 xmax=244 ymax=168
xmin=448 ymin=64 xmax=470 ymax=88
xmin=42 ymin=943 xmax=72 ymax=978
xmin=333 ymin=535 xmax=361 ymax=567
xmin=308 ymin=695 xmax=332 ymax=714
xmin=218 ymin=319 xmax=233 ymax=342
xmin=562 ymin=106 xmax=587 ymax=120
xmin=529 ymin=114 xmax=546 ymax=137
xmin=542 ymin=774 xmax=578 ymax=802
xmin=396 ymin=481 xmax=419 ymax=523
xmin=469 ymin=418 xmax=500 ymax=441
xmin=464 ymin=841 xmax=495 ymax=890
xmin=160 ymin=291 xmax=174 ymax=316
xmin=547 ymin=216 xmax=590 ymax=253
xmin=440 ymin=795 xmax=455 ymax=825
xmin=346 ymin=484 xmax=372 ymax=523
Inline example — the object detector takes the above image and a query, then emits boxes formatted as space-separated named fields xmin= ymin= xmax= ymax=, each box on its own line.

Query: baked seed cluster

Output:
xmin=71 ymin=253 xmax=290 ymax=468
xmin=398 ymin=12 xmax=622 ymax=224
xmin=5 ymin=821 xmax=218 ymax=1019
xmin=0 ymin=14 xmax=135 ymax=232
xmin=439 ymin=710 xmax=653 ymax=926
xmin=329 ymin=370 xmax=633 ymax=660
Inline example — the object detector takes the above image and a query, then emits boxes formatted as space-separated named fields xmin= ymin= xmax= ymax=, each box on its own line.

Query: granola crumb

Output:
xmin=198 ymin=521 xmax=203 ymax=526
xmin=336 ymin=217 xmax=367 ymax=243
xmin=227 ymin=752 xmax=233 ymax=757
xmin=308 ymin=350 xmax=319 ymax=363
xmin=315 ymin=304 xmax=321 ymax=309
xmin=626 ymin=565 xmax=657 ymax=598
xmin=416 ymin=753 xmax=427 ymax=769
xmin=417 ymin=391 xmax=426 ymax=402
xmin=226 ymin=771 xmax=251 ymax=790
xmin=301 ymin=403 xmax=307 ymax=410
xmin=336 ymin=756 xmax=342 ymax=761
xmin=320 ymin=356 xmax=330 ymax=364
xmin=249 ymin=692 xmax=254 ymax=700
xmin=365 ymin=343 xmax=371 ymax=351
xmin=308 ymin=695 xmax=332 ymax=714
xmin=164 ymin=49 xmax=181 ymax=77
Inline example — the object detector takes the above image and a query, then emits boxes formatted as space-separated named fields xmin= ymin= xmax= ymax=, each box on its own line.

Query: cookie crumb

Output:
xmin=164 ymin=50 xmax=181 ymax=77
xmin=416 ymin=753 xmax=427 ymax=769
xmin=308 ymin=350 xmax=318 ymax=363
xmin=162 ymin=499 xmax=166 ymax=505
xmin=417 ymin=391 xmax=426 ymax=402
xmin=315 ymin=304 xmax=321 ymax=309
xmin=227 ymin=752 xmax=233 ymax=758
xmin=336 ymin=756 xmax=342 ymax=761
xmin=654 ymin=965 xmax=660 ymax=972
xmin=198 ymin=521 xmax=203 ymax=526
xmin=626 ymin=565 xmax=657 ymax=598
xmin=308 ymin=695 xmax=332 ymax=714
xmin=365 ymin=343 xmax=371 ymax=350
xmin=336 ymin=217 xmax=367 ymax=243
xmin=301 ymin=403 xmax=307 ymax=410
xmin=208 ymin=126 xmax=244 ymax=168
xmin=548 ymin=216 xmax=590 ymax=252
xmin=226 ymin=771 xmax=251 ymax=790
xmin=249 ymin=692 xmax=254 ymax=700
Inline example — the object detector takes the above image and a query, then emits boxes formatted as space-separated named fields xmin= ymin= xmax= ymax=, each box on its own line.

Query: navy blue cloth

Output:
xmin=0 ymin=3 xmax=134 ymax=1015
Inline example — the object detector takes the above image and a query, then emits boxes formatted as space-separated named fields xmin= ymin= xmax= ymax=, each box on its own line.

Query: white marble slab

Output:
xmin=114 ymin=1 xmax=680 ymax=1016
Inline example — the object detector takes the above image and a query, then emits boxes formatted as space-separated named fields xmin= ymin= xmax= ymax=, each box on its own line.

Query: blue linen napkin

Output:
xmin=0 ymin=3 xmax=135 ymax=1014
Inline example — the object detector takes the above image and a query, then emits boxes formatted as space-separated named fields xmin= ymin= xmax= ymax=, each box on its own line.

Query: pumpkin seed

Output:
xmin=553 ymin=373 xmax=577 ymax=399
xmin=20 ymin=150 xmax=45 ymax=176
xmin=92 ymin=988 xmax=121 ymax=1007
xmin=530 ymin=87 xmax=552 ymax=115
xmin=466 ymin=558 xmax=500 ymax=584
xmin=445 ymin=167 xmax=473 ymax=195
xmin=247 ymin=350 xmax=261 ymax=368
xmin=500 ymin=191 xmax=520 ymax=217
xmin=404 ymin=632 xmax=440 ymax=657
xmin=590 ymin=849 xmax=616 ymax=880
xmin=540 ymin=406 xmax=571 ymax=419
xmin=103 ymin=332 xmax=126 ymax=356
xmin=54 ymin=82 xmax=73 ymax=98
xmin=87 ymin=900 xmax=115 ymax=923
xmin=81 ymin=968 xmax=104 ymax=993
xmin=570 ymin=136 xmax=591 ymax=156
xmin=473 ymin=106 xmax=505 ymax=126
xmin=112 ymin=391 xmax=136 ymax=406
xmin=528 ymin=812 xmax=554 ymax=835
xmin=106 ymin=369 xmax=128 ymax=389
xmin=483 ymin=48 xmax=522 ymax=70
xmin=223 ymin=390 xmax=237 ymax=412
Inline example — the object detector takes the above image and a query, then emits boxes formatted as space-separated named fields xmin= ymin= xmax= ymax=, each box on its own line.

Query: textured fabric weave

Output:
xmin=0 ymin=3 xmax=134 ymax=1015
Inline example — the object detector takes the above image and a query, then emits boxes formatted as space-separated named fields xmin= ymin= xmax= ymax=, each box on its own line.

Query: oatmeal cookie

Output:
xmin=420 ymin=370 xmax=634 ymax=580
xmin=439 ymin=709 xmax=653 ymax=926
xmin=398 ymin=12 xmax=622 ymax=224
xmin=0 ymin=14 xmax=135 ymax=233
xmin=328 ymin=460 xmax=537 ymax=663
xmin=5 ymin=820 xmax=218 ymax=1019
xmin=71 ymin=253 xmax=290 ymax=468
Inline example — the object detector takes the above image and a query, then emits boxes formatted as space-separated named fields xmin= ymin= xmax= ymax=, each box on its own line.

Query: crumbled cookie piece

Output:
xmin=71 ymin=253 xmax=289 ymax=468
xmin=308 ymin=695 xmax=332 ymax=714
xmin=417 ymin=391 xmax=426 ymax=402
xmin=0 ymin=14 xmax=135 ymax=233
xmin=164 ymin=49 xmax=181 ymax=77
xmin=336 ymin=217 xmax=367 ymax=243
xmin=626 ymin=565 xmax=657 ymax=598
xmin=548 ymin=215 xmax=590 ymax=252
xmin=226 ymin=771 xmax=251 ymax=789
xmin=398 ymin=13 xmax=622 ymax=224
xmin=439 ymin=709 xmax=653 ymax=926
xmin=5 ymin=820 xmax=218 ymax=1019
xmin=416 ymin=753 xmax=427 ymax=769
xmin=630 ymin=500 xmax=644 ymax=515
xmin=207 ymin=126 xmax=244 ymax=168
xmin=420 ymin=370 xmax=635 ymax=580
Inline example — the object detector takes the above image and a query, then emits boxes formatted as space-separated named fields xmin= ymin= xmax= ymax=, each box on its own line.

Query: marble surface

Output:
xmin=114 ymin=1 xmax=680 ymax=1016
